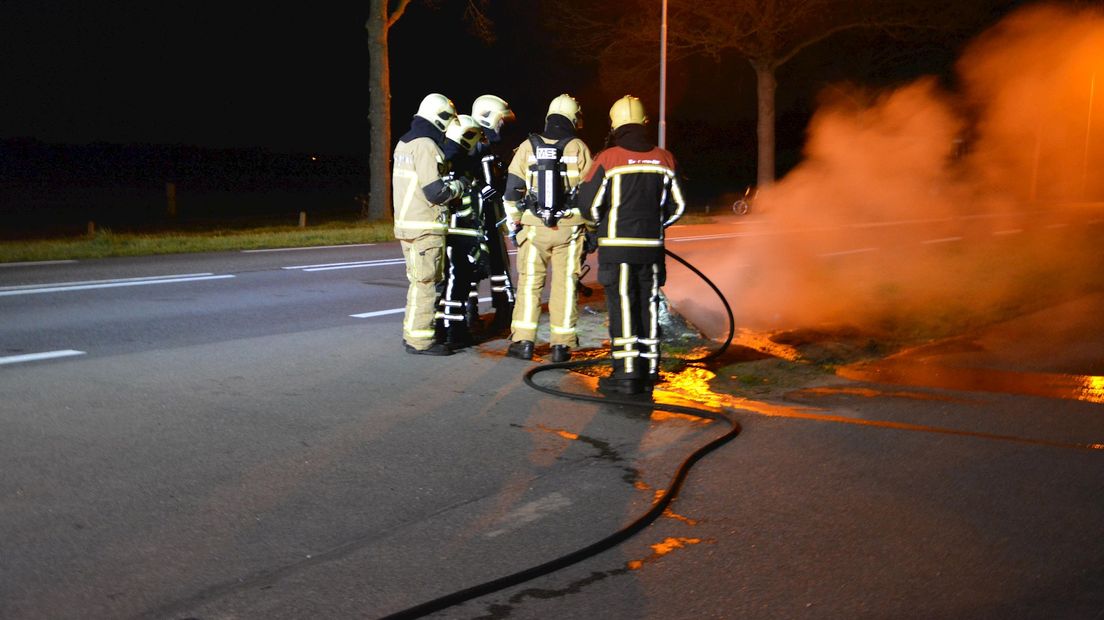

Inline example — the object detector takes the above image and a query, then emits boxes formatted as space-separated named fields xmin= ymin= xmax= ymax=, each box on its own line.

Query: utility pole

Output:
xmin=659 ymin=0 xmax=667 ymax=149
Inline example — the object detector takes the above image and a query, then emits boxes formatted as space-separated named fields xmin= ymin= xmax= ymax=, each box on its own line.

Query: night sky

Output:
xmin=1 ymin=1 xmax=1030 ymax=199
xmin=0 ymin=2 xmax=605 ymax=157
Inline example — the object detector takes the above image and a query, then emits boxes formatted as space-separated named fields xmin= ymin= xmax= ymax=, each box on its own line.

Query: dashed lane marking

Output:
xmin=282 ymin=258 xmax=405 ymax=272
xmin=0 ymin=260 xmax=78 ymax=268
xmin=0 ymin=274 xmax=235 ymax=297
xmin=922 ymin=236 xmax=963 ymax=244
xmin=351 ymin=297 xmax=491 ymax=319
xmin=0 ymin=350 xmax=86 ymax=365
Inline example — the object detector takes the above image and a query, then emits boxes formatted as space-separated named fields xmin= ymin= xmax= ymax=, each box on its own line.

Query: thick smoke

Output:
xmin=691 ymin=2 xmax=1104 ymax=338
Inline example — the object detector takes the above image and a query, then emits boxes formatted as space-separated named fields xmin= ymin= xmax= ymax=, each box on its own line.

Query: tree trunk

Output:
xmin=365 ymin=0 xmax=392 ymax=222
xmin=753 ymin=61 xmax=777 ymax=188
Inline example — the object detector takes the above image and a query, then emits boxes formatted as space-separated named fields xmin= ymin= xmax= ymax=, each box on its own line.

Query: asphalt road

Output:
xmin=2 ymin=212 xmax=1103 ymax=619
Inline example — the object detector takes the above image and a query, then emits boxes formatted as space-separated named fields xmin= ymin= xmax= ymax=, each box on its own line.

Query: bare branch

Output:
xmin=464 ymin=0 xmax=496 ymax=44
xmin=387 ymin=0 xmax=415 ymax=30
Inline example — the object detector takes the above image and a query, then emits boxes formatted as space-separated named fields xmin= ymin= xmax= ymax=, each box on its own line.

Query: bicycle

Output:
xmin=731 ymin=186 xmax=755 ymax=215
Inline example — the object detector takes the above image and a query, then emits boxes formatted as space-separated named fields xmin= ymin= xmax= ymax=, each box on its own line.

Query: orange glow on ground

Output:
xmin=663 ymin=508 xmax=700 ymax=526
xmin=839 ymin=361 xmax=1104 ymax=405
xmin=626 ymin=537 xmax=707 ymax=571
xmin=795 ymin=385 xmax=972 ymax=402
xmin=731 ymin=328 xmax=804 ymax=361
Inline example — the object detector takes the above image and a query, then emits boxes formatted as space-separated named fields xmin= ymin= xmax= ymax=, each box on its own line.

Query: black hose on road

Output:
xmin=379 ymin=249 xmax=739 ymax=620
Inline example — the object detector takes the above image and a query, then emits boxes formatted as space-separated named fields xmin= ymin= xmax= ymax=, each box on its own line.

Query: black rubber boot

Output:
xmin=597 ymin=376 xmax=647 ymax=396
xmin=506 ymin=340 xmax=534 ymax=360
xmin=550 ymin=345 xmax=570 ymax=363
xmin=404 ymin=341 xmax=454 ymax=356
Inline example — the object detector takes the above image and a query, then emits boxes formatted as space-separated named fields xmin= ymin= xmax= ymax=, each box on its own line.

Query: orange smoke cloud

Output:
xmin=699 ymin=2 xmax=1104 ymax=336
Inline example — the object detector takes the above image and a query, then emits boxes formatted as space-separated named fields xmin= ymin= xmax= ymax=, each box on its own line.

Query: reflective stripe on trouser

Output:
xmin=509 ymin=224 xmax=584 ymax=346
xmin=438 ymin=234 xmax=478 ymax=327
xmin=400 ymin=233 xmax=445 ymax=349
xmin=599 ymin=262 xmax=661 ymax=379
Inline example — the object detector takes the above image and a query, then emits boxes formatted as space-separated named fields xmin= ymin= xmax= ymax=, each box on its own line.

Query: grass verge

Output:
xmin=0 ymin=220 xmax=396 ymax=263
xmin=1 ymin=213 xmax=723 ymax=264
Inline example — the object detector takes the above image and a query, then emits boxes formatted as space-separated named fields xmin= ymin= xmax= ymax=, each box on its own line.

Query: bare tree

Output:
xmin=363 ymin=0 xmax=493 ymax=222
xmin=561 ymin=0 xmax=991 ymax=188
xmin=363 ymin=0 xmax=410 ymax=222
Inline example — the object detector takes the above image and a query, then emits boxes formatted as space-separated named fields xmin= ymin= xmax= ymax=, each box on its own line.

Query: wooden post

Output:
xmin=87 ymin=221 xmax=96 ymax=236
xmin=166 ymin=182 xmax=177 ymax=218
xmin=299 ymin=211 xmax=307 ymax=228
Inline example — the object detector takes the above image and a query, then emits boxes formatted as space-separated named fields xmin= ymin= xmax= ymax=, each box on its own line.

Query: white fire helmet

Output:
xmin=546 ymin=93 xmax=583 ymax=128
xmin=415 ymin=93 xmax=458 ymax=132
xmin=609 ymin=95 xmax=648 ymax=130
xmin=445 ymin=114 xmax=484 ymax=154
xmin=471 ymin=94 xmax=516 ymax=133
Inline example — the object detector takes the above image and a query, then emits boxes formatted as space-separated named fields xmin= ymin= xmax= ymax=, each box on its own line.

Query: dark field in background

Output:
xmin=0 ymin=139 xmax=371 ymax=241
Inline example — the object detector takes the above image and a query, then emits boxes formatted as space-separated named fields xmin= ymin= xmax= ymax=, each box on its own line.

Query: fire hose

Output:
xmin=379 ymin=249 xmax=738 ymax=620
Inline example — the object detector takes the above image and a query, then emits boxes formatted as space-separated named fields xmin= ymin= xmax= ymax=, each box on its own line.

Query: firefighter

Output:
xmin=502 ymin=93 xmax=594 ymax=362
xmin=581 ymin=95 xmax=686 ymax=395
xmin=393 ymin=93 xmax=467 ymax=356
xmin=468 ymin=94 xmax=518 ymax=334
xmin=435 ymin=114 xmax=488 ymax=349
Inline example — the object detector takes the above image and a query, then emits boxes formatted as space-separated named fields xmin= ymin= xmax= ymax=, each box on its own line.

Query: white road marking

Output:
xmin=351 ymin=297 xmax=491 ymax=319
xmin=1044 ymin=223 xmax=1069 ymax=229
xmin=484 ymin=492 xmax=572 ymax=538
xmin=0 ymin=260 xmax=78 ymax=268
xmin=283 ymin=258 xmax=405 ymax=271
xmin=0 ymin=274 xmax=235 ymax=296
xmin=350 ymin=308 xmax=405 ymax=319
xmin=818 ymin=247 xmax=878 ymax=258
xmin=0 ymin=350 xmax=86 ymax=365
xmin=922 ymin=236 xmax=963 ymax=244
xmin=993 ymin=229 xmax=1024 ymax=236
xmin=242 ymin=243 xmax=376 ymax=253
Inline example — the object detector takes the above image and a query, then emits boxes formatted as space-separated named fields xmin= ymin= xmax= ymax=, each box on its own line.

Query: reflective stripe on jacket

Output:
xmin=585 ymin=147 xmax=685 ymax=263
xmin=392 ymin=136 xmax=453 ymax=239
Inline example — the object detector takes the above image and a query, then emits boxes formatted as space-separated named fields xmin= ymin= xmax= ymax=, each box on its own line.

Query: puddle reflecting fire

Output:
xmin=839 ymin=361 xmax=1104 ymax=405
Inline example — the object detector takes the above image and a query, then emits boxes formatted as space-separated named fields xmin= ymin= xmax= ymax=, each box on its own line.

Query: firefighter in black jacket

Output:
xmin=581 ymin=95 xmax=686 ymax=395
xmin=469 ymin=94 xmax=517 ymax=334
xmin=437 ymin=114 xmax=489 ymax=349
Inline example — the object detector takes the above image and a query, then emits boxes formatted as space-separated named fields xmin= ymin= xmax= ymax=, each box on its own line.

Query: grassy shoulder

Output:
xmin=0 ymin=220 xmax=397 ymax=263
xmin=0 ymin=212 xmax=721 ymax=264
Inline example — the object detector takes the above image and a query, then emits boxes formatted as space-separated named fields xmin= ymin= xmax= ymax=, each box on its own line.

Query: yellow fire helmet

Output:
xmin=546 ymin=93 xmax=583 ymax=128
xmin=609 ymin=95 xmax=648 ymax=130
xmin=471 ymin=94 xmax=516 ymax=133
xmin=445 ymin=114 xmax=484 ymax=154
xmin=416 ymin=93 xmax=458 ymax=132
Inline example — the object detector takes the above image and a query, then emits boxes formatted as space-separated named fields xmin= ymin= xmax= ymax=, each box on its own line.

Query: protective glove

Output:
xmin=584 ymin=230 xmax=598 ymax=254
xmin=446 ymin=176 xmax=470 ymax=200
xmin=508 ymin=221 xmax=523 ymax=248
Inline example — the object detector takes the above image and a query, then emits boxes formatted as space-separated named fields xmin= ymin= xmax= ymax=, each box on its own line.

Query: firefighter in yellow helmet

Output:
xmin=435 ymin=114 xmax=488 ymax=349
xmin=392 ymin=93 xmax=466 ymax=355
xmin=579 ymin=95 xmax=686 ymax=394
xmin=502 ymin=93 xmax=594 ymax=362
xmin=467 ymin=94 xmax=518 ymax=334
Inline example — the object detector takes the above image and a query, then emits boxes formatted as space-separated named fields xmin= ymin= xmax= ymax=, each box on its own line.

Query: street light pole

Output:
xmin=659 ymin=0 xmax=667 ymax=149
